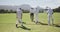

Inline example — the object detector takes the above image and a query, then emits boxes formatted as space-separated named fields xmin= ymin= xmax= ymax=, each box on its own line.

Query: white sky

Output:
xmin=0 ymin=0 xmax=60 ymax=9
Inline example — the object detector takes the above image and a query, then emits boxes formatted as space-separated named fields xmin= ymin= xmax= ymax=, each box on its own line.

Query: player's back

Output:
xmin=17 ymin=8 xmax=22 ymax=13
xmin=47 ymin=8 xmax=53 ymax=15
xmin=30 ymin=8 xmax=35 ymax=13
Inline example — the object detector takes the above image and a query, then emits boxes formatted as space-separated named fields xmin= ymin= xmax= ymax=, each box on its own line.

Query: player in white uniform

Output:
xmin=34 ymin=7 xmax=40 ymax=24
xmin=30 ymin=8 xmax=35 ymax=22
xmin=16 ymin=8 xmax=23 ymax=28
xmin=46 ymin=7 xmax=54 ymax=25
xmin=30 ymin=7 xmax=40 ymax=24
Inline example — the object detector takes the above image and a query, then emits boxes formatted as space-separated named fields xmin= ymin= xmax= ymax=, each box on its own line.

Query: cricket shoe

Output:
xmin=16 ymin=24 xmax=18 ymax=28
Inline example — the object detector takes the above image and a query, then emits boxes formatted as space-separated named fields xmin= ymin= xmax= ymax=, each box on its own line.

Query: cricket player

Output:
xmin=30 ymin=8 xmax=35 ymax=22
xmin=16 ymin=8 xmax=23 ymax=28
xmin=34 ymin=7 xmax=40 ymax=24
xmin=46 ymin=7 xmax=54 ymax=25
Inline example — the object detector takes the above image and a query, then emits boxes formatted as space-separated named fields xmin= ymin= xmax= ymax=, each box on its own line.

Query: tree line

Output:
xmin=0 ymin=6 xmax=60 ymax=13
xmin=0 ymin=9 xmax=43 ymax=13
xmin=0 ymin=9 xmax=16 ymax=13
xmin=53 ymin=6 xmax=60 ymax=12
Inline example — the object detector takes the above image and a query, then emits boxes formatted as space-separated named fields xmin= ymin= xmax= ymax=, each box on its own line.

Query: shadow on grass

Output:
xmin=22 ymin=22 xmax=26 ymax=24
xmin=17 ymin=26 xmax=31 ymax=30
xmin=38 ymin=22 xmax=60 ymax=27
xmin=35 ymin=22 xmax=48 ymax=25
xmin=39 ymin=22 xmax=48 ymax=25
xmin=53 ymin=24 xmax=60 ymax=27
xmin=19 ymin=21 xmax=26 ymax=24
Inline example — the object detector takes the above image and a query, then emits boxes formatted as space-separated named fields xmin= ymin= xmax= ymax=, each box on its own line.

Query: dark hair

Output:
xmin=19 ymin=8 xmax=21 ymax=10
xmin=31 ymin=8 xmax=33 ymax=9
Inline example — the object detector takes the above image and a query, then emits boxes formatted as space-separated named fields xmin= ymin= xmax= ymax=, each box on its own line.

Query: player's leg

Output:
xmin=51 ymin=15 xmax=54 ymax=25
xmin=32 ymin=13 xmax=34 ymax=22
xmin=16 ymin=12 xmax=19 ymax=28
xmin=34 ymin=13 xmax=39 ymax=24
xmin=30 ymin=13 xmax=34 ymax=22
xmin=19 ymin=19 xmax=23 ymax=26
xmin=16 ymin=19 xmax=19 ymax=28
xmin=19 ymin=13 xmax=24 ymax=26
xmin=48 ymin=15 xmax=51 ymax=25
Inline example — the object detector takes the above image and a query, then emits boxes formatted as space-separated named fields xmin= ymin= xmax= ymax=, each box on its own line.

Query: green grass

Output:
xmin=0 ymin=13 xmax=60 ymax=32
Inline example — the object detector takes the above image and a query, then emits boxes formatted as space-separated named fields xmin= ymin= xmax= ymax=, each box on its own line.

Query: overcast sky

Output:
xmin=0 ymin=0 xmax=60 ymax=9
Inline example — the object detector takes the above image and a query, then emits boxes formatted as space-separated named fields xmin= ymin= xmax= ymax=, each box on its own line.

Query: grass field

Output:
xmin=0 ymin=13 xmax=60 ymax=32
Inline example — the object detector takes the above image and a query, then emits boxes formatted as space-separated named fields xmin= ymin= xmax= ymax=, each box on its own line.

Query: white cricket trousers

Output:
xmin=34 ymin=13 xmax=39 ymax=22
xmin=16 ymin=11 xmax=23 ymax=26
xmin=48 ymin=14 xmax=54 ymax=25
